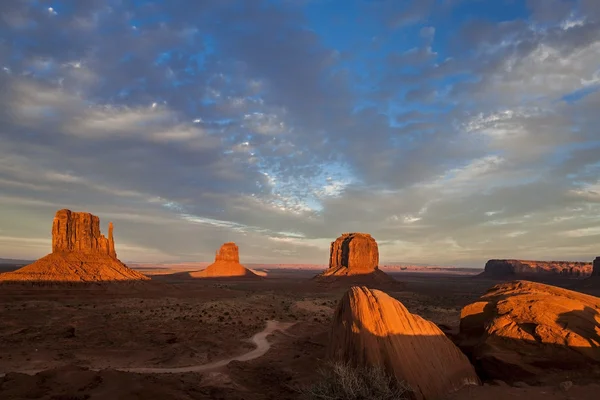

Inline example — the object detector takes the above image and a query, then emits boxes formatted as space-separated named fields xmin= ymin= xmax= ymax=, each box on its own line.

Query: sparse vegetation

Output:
xmin=298 ymin=361 xmax=411 ymax=400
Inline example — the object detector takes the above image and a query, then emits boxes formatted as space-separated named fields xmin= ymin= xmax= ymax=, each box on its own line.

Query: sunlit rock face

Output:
xmin=190 ymin=242 xmax=259 ymax=279
xmin=481 ymin=259 xmax=592 ymax=278
xmin=329 ymin=286 xmax=480 ymax=400
xmin=316 ymin=233 xmax=397 ymax=286
xmin=0 ymin=209 xmax=148 ymax=283
xmin=459 ymin=280 xmax=600 ymax=384
xmin=52 ymin=209 xmax=116 ymax=257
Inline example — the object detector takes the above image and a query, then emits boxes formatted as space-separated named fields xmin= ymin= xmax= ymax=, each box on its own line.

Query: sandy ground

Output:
xmin=1 ymin=269 xmax=599 ymax=399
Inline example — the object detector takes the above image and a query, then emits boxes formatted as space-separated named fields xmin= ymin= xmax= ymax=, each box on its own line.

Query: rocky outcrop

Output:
xmin=481 ymin=259 xmax=592 ymax=279
xmin=459 ymin=280 xmax=600 ymax=384
xmin=315 ymin=233 xmax=397 ymax=286
xmin=328 ymin=233 xmax=379 ymax=272
xmin=52 ymin=209 xmax=116 ymax=257
xmin=0 ymin=209 xmax=148 ymax=283
xmin=329 ymin=286 xmax=480 ymax=399
xmin=190 ymin=242 xmax=259 ymax=279
xmin=214 ymin=242 xmax=239 ymax=263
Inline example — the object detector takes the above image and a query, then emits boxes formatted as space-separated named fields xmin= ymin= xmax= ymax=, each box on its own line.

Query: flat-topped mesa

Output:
xmin=214 ymin=242 xmax=239 ymax=263
xmin=52 ymin=209 xmax=116 ymax=258
xmin=482 ymin=259 xmax=592 ymax=278
xmin=593 ymin=257 xmax=600 ymax=277
xmin=329 ymin=233 xmax=379 ymax=272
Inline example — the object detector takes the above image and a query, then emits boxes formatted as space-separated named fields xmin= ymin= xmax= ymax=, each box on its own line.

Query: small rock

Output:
xmin=513 ymin=381 xmax=529 ymax=388
xmin=491 ymin=379 xmax=509 ymax=387
xmin=559 ymin=381 xmax=573 ymax=392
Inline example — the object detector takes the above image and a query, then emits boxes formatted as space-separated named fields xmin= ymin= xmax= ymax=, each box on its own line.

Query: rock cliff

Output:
xmin=481 ymin=259 xmax=592 ymax=279
xmin=0 ymin=209 xmax=148 ymax=283
xmin=315 ymin=233 xmax=397 ymax=286
xmin=329 ymin=286 xmax=480 ymax=399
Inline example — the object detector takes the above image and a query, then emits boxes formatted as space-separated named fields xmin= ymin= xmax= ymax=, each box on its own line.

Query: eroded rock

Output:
xmin=481 ymin=259 xmax=592 ymax=279
xmin=329 ymin=286 xmax=480 ymax=399
xmin=0 ymin=209 xmax=148 ymax=283
xmin=191 ymin=242 xmax=259 ymax=279
xmin=459 ymin=280 xmax=600 ymax=384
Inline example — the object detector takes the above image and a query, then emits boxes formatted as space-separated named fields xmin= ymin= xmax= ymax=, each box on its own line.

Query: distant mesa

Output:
xmin=459 ymin=280 xmax=600 ymax=384
xmin=329 ymin=286 xmax=480 ymax=399
xmin=313 ymin=233 xmax=398 ymax=286
xmin=0 ymin=209 xmax=149 ymax=284
xmin=479 ymin=259 xmax=592 ymax=279
xmin=189 ymin=242 xmax=260 ymax=279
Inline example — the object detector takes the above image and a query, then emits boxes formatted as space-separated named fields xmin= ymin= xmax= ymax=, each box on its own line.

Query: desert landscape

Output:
xmin=2 ymin=1 xmax=600 ymax=399
xmin=0 ymin=210 xmax=599 ymax=399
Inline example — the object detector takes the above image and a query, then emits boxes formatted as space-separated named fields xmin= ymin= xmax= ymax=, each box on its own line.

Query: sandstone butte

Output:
xmin=480 ymin=259 xmax=592 ymax=278
xmin=314 ymin=233 xmax=397 ymax=285
xmin=459 ymin=280 xmax=600 ymax=384
xmin=190 ymin=242 xmax=259 ymax=279
xmin=0 ymin=209 xmax=149 ymax=283
xmin=329 ymin=286 xmax=480 ymax=400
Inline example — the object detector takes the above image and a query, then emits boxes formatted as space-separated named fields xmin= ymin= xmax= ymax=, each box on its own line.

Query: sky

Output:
xmin=1 ymin=0 xmax=599 ymax=267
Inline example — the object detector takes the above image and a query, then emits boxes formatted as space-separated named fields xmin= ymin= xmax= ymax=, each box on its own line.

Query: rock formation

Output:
xmin=459 ymin=280 xmax=600 ymax=384
xmin=0 ymin=209 xmax=148 ymax=283
xmin=329 ymin=286 xmax=480 ymax=399
xmin=593 ymin=257 xmax=600 ymax=277
xmin=190 ymin=242 xmax=259 ymax=279
xmin=52 ymin=209 xmax=116 ymax=257
xmin=480 ymin=259 xmax=592 ymax=279
xmin=314 ymin=233 xmax=397 ymax=286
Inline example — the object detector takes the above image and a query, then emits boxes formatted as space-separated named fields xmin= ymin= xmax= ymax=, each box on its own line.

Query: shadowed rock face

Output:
xmin=459 ymin=280 xmax=600 ymax=383
xmin=0 ymin=209 xmax=148 ymax=283
xmin=52 ymin=209 xmax=116 ymax=258
xmin=214 ymin=242 xmax=239 ymax=263
xmin=329 ymin=286 xmax=480 ymax=400
xmin=593 ymin=257 xmax=600 ymax=277
xmin=329 ymin=233 xmax=378 ymax=272
xmin=482 ymin=259 xmax=592 ymax=278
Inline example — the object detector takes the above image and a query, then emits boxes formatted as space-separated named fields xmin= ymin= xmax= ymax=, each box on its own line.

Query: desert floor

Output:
xmin=1 ymin=268 xmax=599 ymax=399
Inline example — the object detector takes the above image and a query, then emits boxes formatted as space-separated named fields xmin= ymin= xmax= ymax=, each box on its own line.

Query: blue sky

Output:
xmin=0 ymin=0 xmax=599 ymax=266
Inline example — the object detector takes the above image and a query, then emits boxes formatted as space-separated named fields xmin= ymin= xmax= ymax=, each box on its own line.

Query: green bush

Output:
xmin=298 ymin=361 xmax=411 ymax=400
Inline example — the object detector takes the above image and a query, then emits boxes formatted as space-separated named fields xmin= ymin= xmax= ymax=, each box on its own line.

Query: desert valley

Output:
xmin=0 ymin=209 xmax=599 ymax=399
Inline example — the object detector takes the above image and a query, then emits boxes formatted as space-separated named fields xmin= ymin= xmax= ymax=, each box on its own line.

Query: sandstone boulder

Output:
xmin=190 ymin=242 xmax=259 ymax=279
xmin=0 ymin=209 xmax=148 ymax=283
xmin=329 ymin=286 xmax=480 ymax=399
xmin=459 ymin=280 xmax=600 ymax=383
xmin=315 ymin=233 xmax=397 ymax=286
xmin=480 ymin=259 xmax=592 ymax=279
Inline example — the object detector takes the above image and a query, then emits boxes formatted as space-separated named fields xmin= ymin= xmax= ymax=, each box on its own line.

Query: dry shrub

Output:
xmin=299 ymin=361 xmax=411 ymax=400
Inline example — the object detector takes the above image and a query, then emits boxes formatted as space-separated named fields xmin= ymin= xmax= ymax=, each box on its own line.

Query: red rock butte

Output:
xmin=593 ymin=257 xmax=600 ymax=277
xmin=459 ymin=280 xmax=600 ymax=383
xmin=0 ymin=209 xmax=149 ymax=283
xmin=190 ymin=242 xmax=259 ymax=279
xmin=481 ymin=259 xmax=592 ymax=278
xmin=314 ymin=233 xmax=397 ymax=285
xmin=329 ymin=286 xmax=480 ymax=399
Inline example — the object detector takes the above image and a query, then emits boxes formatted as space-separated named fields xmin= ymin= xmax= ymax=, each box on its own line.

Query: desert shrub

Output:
xmin=298 ymin=361 xmax=411 ymax=400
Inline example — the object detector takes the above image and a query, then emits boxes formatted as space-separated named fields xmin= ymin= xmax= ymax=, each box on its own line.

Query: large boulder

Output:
xmin=190 ymin=242 xmax=259 ymax=278
xmin=480 ymin=259 xmax=592 ymax=279
xmin=315 ymin=233 xmax=397 ymax=286
xmin=459 ymin=280 xmax=600 ymax=383
xmin=0 ymin=209 xmax=148 ymax=283
xmin=329 ymin=286 xmax=480 ymax=400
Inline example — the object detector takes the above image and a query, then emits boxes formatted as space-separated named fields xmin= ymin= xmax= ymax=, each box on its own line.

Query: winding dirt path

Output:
xmin=0 ymin=320 xmax=295 ymax=377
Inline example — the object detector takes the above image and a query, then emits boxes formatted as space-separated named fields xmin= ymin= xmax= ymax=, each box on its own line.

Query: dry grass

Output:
xmin=298 ymin=361 xmax=412 ymax=400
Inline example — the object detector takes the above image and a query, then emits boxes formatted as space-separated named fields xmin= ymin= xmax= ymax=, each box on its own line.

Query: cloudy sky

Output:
xmin=1 ymin=0 xmax=599 ymax=267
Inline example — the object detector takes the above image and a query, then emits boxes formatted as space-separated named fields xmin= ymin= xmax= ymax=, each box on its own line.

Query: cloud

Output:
xmin=0 ymin=0 xmax=599 ymax=266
